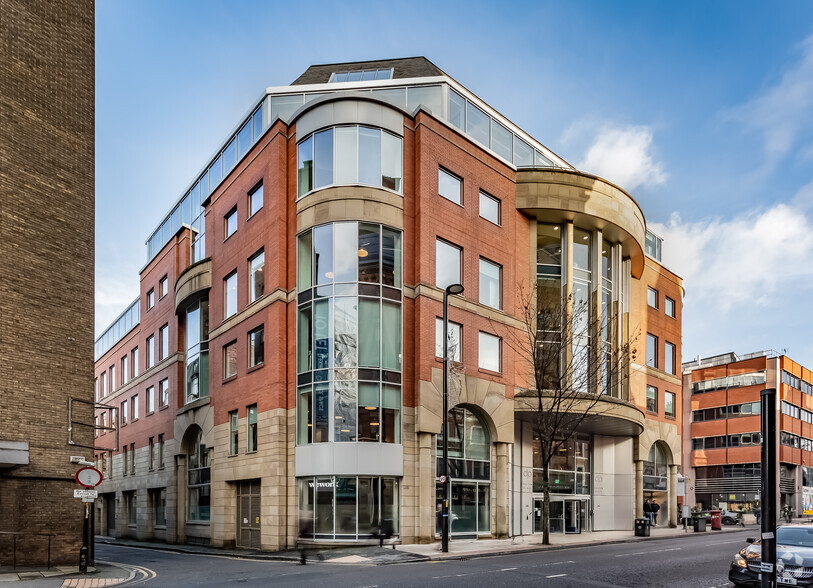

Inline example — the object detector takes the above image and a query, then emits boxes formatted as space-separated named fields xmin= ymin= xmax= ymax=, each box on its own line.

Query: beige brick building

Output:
xmin=0 ymin=0 xmax=95 ymax=567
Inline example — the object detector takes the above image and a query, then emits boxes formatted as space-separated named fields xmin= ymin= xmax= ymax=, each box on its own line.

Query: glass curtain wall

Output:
xmin=296 ymin=222 xmax=402 ymax=445
xmin=536 ymin=223 xmax=625 ymax=398
xmin=185 ymin=299 xmax=210 ymax=403
xmin=532 ymin=434 xmax=591 ymax=496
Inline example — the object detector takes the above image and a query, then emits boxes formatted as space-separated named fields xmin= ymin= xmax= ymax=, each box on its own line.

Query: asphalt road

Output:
xmin=28 ymin=530 xmax=755 ymax=587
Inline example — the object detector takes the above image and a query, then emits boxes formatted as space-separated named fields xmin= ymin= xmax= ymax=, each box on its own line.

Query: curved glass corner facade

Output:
xmin=296 ymin=222 xmax=403 ymax=445
xmin=297 ymin=126 xmax=403 ymax=198
xmin=536 ymin=222 xmax=628 ymax=399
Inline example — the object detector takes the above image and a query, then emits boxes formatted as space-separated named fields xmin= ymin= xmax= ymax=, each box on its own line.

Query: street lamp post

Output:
xmin=441 ymin=283 xmax=464 ymax=553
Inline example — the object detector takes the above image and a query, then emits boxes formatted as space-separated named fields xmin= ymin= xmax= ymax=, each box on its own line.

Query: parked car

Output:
xmin=722 ymin=510 xmax=744 ymax=525
xmin=729 ymin=524 xmax=813 ymax=586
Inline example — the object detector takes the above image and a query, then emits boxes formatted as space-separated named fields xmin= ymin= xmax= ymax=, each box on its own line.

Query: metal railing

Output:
xmin=0 ymin=531 xmax=56 ymax=570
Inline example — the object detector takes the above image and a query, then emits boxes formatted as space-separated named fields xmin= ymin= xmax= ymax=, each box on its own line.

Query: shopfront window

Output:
xmin=532 ymin=434 xmax=591 ymax=495
xmin=296 ymin=222 xmax=402 ymax=445
xmin=298 ymin=476 xmax=399 ymax=540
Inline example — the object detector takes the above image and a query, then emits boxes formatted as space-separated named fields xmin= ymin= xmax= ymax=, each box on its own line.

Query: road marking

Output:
xmin=546 ymin=574 xmax=568 ymax=578
xmin=499 ymin=567 xmax=517 ymax=571
xmin=615 ymin=547 xmax=681 ymax=557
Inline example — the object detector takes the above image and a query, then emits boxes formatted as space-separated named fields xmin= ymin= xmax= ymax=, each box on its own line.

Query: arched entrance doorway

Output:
xmin=643 ymin=441 xmax=671 ymax=525
xmin=436 ymin=406 xmax=492 ymax=538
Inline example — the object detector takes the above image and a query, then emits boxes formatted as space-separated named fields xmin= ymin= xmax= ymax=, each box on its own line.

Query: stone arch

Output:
xmin=637 ymin=422 xmax=681 ymax=467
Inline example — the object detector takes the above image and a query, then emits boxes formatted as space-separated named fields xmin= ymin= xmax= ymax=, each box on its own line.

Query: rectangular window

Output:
xmin=158 ymin=433 xmax=165 ymax=469
xmin=159 ymin=324 xmax=169 ymax=360
xmin=132 ymin=347 xmax=139 ymax=377
xmin=646 ymin=385 xmax=658 ymax=413
xmin=95 ymin=377 xmax=99 ymax=401
xmin=224 ymin=207 xmax=237 ymax=239
xmin=147 ymin=288 xmax=154 ymax=310
xmin=247 ymin=404 xmax=258 ymax=453
xmin=647 ymin=287 xmax=658 ymax=309
xmin=665 ymin=341 xmax=676 ymax=375
xmin=646 ymin=333 xmax=658 ymax=368
xmin=229 ymin=410 xmax=239 ymax=455
xmin=146 ymin=335 xmax=155 ymax=368
xmin=479 ymin=191 xmax=500 ymax=225
xmin=100 ymin=372 xmax=106 ymax=398
xmin=149 ymin=437 xmax=155 ymax=470
xmin=479 ymin=258 xmax=501 ymax=309
xmin=438 ymin=168 xmax=462 ymax=205
xmin=131 ymin=394 xmax=139 ymax=420
xmin=153 ymin=489 xmax=166 ymax=527
xmin=110 ymin=365 xmax=116 ymax=392
xmin=665 ymin=297 xmax=676 ymax=318
xmin=435 ymin=319 xmax=462 ymax=362
xmin=122 ymin=445 xmax=128 ymax=475
xmin=249 ymin=251 xmax=265 ymax=303
xmin=249 ymin=182 xmax=263 ymax=217
xmin=665 ymin=392 xmax=676 ymax=418
xmin=249 ymin=326 xmax=264 ymax=368
xmin=159 ymin=275 xmax=168 ymax=298
xmin=126 ymin=491 xmax=136 ymax=525
xmin=122 ymin=355 xmax=129 ymax=384
xmin=129 ymin=442 xmax=135 ymax=475
xmin=224 ymin=341 xmax=237 ymax=379
xmin=436 ymin=239 xmax=462 ymax=290
xmin=159 ymin=379 xmax=169 ymax=408
xmin=224 ymin=271 xmax=237 ymax=318
xmin=478 ymin=332 xmax=501 ymax=372
xmin=121 ymin=400 xmax=128 ymax=425
xmin=146 ymin=386 xmax=155 ymax=413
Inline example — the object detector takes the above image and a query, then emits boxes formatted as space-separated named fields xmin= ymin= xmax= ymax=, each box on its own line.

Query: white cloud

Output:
xmin=650 ymin=190 xmax=813 ymax=365
xmin=576 ymin=125 xmax=666 ymax=191
xmin=726 ymin=34 xmax=813 ymax=169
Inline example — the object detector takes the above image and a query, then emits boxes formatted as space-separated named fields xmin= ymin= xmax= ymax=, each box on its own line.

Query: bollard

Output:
xmin=79 ymin=546 xmax=88 ymax=573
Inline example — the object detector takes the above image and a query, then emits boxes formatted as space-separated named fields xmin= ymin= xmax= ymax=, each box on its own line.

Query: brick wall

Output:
xmin=0 ymin=0 xmax=95 ymax=567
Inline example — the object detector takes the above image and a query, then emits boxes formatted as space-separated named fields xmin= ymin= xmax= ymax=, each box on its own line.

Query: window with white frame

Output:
xmin=147 ymin=288 xmax=154 ymax=310
xmin=478 ymin=332 xmax=501 ymax=372
xmin=665 ymin=392 xmax=676 ymax=418
xmin=248 ymin=182 xmax=263 ymax=217
xmin=647 ymin=287 xmax=658 ymax=309
xmin=438 ymin=168 xmax=462 ymax=205
xmin=224 ymin=340 xmax=237 ymax=379
xmin=435 ymin=318 xmax=462 ymax=362
xmin=224 ymin=271 xmax=237 ymax=319
xmin=121 ymin=399 xmax=128 ymax=424
xmin=665 ymin=297 xmax=676 ymax=318
xmin=131 ymin=347 xmax=139 ymax=377
xmin=479 ymin=191 xmax=500 ymax=225
xmin=665 ymin=341 xmax=676 ymax=375
xmin=159 ymin=378 xmax=169 ymax=408
xmin=224 ymin=207 xmax=237 ymax=239
xmin=110 ymin=365 xmax=116 ymax=392
xmin=248 ymin=326 xmax=264 ymax=368
xmin=646 ymin=333 xmax=657 ymax=368
xmin=249 ymin=251 xmax=264 ymax=303
xmin=146 ymin=335 xmax=155 ymax=368
xmin=436 ymin=239 xmax=462 ymax=290
xmin=159 ymin=324 xmax=169 ymax=360
xmin=479 ymin=258 xmax=501 ymax=309
xmin=159 ymin=275 xmax=168 ymax=298
xmin=147 ymin=386 xmax=155 ymax=413
xmin=131 ymin=394 xmax=139 ymax=420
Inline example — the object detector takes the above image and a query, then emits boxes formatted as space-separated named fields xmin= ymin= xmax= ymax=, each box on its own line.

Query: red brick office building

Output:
xmin=93 ymin=58 xmax=683 ymax=548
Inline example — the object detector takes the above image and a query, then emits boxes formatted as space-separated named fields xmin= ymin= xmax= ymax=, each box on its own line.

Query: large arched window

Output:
xmin=643 ymin=442 xmax=669 ymax=491
xmin=436 ymin=407 xmax=491 ymax=536
xmin=187 ymin=428 xmax=211 ymax=521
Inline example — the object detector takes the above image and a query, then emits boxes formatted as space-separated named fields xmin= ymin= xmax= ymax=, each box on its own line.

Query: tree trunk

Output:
xmin=542 ymin=464 xmax=551 ymax=545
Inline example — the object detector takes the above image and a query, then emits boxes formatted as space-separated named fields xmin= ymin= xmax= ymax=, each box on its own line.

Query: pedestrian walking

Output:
xmin=644 ymin=499 xmax=652 ymax=524
xmin=783 ymin=504 xmax=792 ymax=524
xmin=651 ymin=501 xmax=661 ymax=526
xmin=754 ymin=506 xmax=761 ymax=525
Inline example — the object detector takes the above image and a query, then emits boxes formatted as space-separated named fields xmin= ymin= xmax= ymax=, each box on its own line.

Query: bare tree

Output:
xmin=499 ymin=281 xmax=636 ymax=545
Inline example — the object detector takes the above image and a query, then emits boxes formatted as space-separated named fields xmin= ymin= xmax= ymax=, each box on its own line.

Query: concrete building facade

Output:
xmin=0 ymin=0 xmax=95 ymax=567
xmin=93 ymin=58 xmax=682 ymax=549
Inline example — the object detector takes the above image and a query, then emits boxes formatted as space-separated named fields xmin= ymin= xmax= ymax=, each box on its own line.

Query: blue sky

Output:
xmin=96 ymin=0 xmax=813 ymax=366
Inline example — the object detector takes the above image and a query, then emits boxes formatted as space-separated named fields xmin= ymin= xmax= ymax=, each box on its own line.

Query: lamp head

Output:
xmin=446 ymin=283 xmax=464 ymax=295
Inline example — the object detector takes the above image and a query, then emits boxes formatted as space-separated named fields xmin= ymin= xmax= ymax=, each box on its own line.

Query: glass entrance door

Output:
xmin=533 ymin=499 xmax=544 ymax=533
xmin=549 ymin=501 xmax=564 ymax=533
xmin=565 ymin=500 xmax=581 ymax=534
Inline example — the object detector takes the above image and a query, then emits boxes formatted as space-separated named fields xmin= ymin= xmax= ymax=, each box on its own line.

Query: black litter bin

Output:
xmin=692 ymin=517 xmax=707 ymax=532
xmin=634 ymin=518 xmax=650 ymax=537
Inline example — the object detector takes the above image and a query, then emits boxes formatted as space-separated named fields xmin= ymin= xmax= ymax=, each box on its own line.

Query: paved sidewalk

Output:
xmin=0 ymin=563 xmax=129 ymax=585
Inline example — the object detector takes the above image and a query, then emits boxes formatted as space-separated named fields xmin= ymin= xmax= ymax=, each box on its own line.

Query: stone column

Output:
xmin=494 ymin=443 xmax=509 ymax=537
xmin=418 ymin=432 xmax=435 ymax=543
xmin=634 ymin=459 xmax=644 ymax=519
xmin=668 ymin=464 xmax=678 ymax=528
xmin=176 ymin=454 xmax=186 ymax=544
